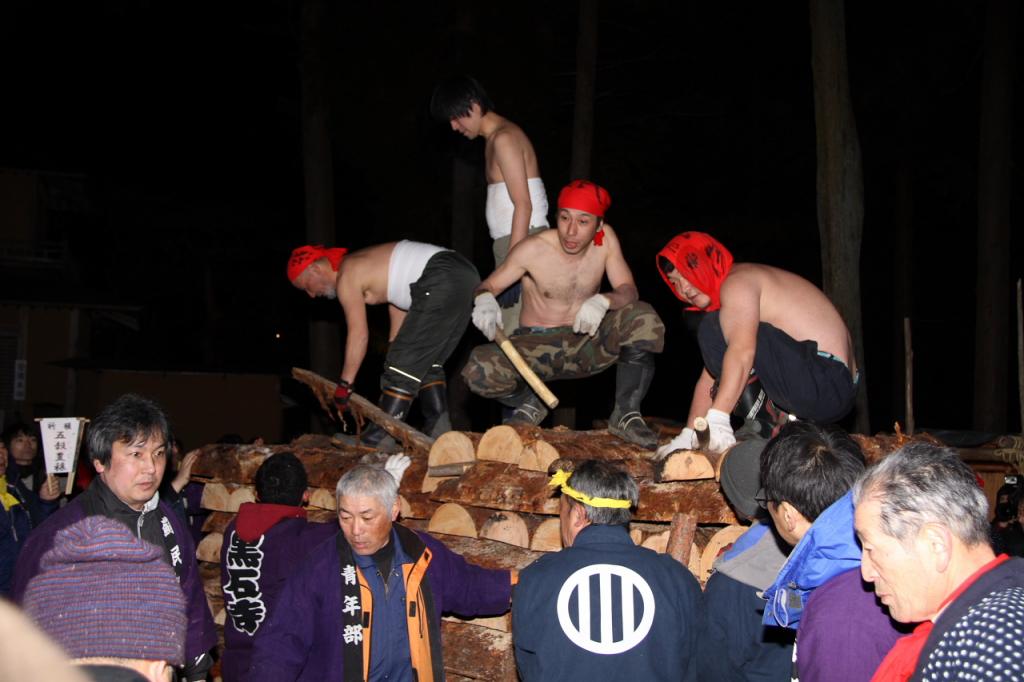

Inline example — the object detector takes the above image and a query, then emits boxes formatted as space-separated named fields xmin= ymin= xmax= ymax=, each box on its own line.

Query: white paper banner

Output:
xmin=38 ymin=418 xmax=86 ymax=476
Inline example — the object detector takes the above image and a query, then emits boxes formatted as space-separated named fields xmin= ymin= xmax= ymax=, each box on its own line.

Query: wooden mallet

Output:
xmin=494 ymin=329 xmax=559 ymax=409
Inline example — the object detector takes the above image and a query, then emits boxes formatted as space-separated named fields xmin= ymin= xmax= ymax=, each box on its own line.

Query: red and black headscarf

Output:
xmin=558 ymin=179 xmax=611 ymax=245
xmin=287 ymin=245 xmax=348 ymax=283
xmin=656 ymin=231 xmax=734 ymax=311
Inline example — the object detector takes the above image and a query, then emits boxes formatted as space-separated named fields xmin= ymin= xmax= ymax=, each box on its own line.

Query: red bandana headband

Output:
xmin=558 ymin=179 xmax=611 ymax=246
xmin=656 ymin=231 xmax=734 ymax=311
xmin=287 ymin=245 xmax=348 ymax=282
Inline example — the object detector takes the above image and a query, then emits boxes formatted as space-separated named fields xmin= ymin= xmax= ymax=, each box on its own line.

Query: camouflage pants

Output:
xmin=462 ymin=300 xmax=665 ymax=399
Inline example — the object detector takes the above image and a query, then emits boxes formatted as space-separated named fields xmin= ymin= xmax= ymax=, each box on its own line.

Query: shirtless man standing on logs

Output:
xmin=288 ymin=242 xmax=479 ymax=449
xmin=462 ymin=180 xmax=665 ymax=450
xmin=431 ymin=75 xmax=549 ymax=330
xmin=655 ymin=232 xmax=859 ymax=457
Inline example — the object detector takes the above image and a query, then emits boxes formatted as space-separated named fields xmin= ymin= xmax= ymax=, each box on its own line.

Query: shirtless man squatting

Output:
xmin=462 ymin=180 xmax=665 ymax=450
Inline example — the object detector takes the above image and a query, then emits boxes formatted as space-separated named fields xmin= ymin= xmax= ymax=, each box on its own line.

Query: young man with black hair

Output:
xmin=513 ymin=460 xmax=702 ymax=681
xmin=431 ymin=75 xmax=550 ymax=329
xmin=758 ymin=421 xmax=905 ymax=682
xmin=10 ymin=394 xmax=216 ymax=682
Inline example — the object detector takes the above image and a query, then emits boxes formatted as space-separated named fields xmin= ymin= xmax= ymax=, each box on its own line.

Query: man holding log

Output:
xmin=655 ymin=231 xmax=859 ymax=457
xmin=463 ymin=179 xmax=665 ymax=449
xmin=288 ymin=241 xmax=479 ymax=447
xmin=513 ymin=460 xmax=702 ymax=681
xmin=248 ymin=464 xmax=514 ymax=682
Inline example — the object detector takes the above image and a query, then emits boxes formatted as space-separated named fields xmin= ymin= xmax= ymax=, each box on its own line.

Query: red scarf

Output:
xmin=869 ymin=554 xmax=1010 ymax=682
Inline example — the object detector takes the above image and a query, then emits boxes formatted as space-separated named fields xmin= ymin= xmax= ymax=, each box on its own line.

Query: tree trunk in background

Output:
xmin=973 ymin=0 xmax=1016 ymax=432
xmin=569 ymin=0 xmax=599 ymax=180
xmin=559 ymin=0 xmax=600 ymax=429
xmin=809 ymin=0 xmax=869 ymax=433
xmin=448 ymin=155 xmax=477 ymax=430
xmin=300 ymin=0 xmax=339 ymax=389
xmin=890 ymin=155 xmax=914 ymax=428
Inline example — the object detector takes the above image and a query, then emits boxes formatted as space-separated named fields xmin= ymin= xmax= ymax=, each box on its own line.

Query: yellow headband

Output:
xmin=548 ymin=469 xmax=632 ymax=509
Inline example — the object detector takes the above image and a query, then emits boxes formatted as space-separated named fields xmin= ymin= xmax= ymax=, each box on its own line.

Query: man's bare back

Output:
xmin=725 ymin=263 xmax=855 ymax=372
xmin=484 ymin=120 xmax=541 ymax=185
xmin=335 ymin=242 xmax=394 ymax=305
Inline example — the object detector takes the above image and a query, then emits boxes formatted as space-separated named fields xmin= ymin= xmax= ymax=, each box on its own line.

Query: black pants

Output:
xmin=697 ymin=311 xmax=857 ymax=423
xmin=381 ymin=251 xmax=480 ymax=393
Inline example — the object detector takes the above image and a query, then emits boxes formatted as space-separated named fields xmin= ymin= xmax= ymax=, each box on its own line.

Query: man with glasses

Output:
xmin=757 ymin=422 xmax=906 ymax=682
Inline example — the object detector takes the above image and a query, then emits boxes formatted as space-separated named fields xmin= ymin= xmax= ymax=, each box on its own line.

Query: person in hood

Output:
xmin=464 ymin=179 xmax=665 ymax=449
xmin=759 ymin=421 xmax=906 ymax=682
xmin=219 ymin=451 xmax=337 ymax=681
xmin=855 ymin=443 xmax=1024 ymax=682
xmin=655 ymin=232 xmax=859 ymax=456
xmin=247 ymin=463 xmax=513 ymax=682
xmin=0 ymin=436 xmax=59 ymax=596
xmin=288 ymin=242 xmax=479 ymax=450
xmin=10 ymin=394 xmax=216 ymax=682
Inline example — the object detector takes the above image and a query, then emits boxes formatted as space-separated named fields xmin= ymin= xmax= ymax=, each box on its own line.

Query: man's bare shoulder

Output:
xmin=339 ymin=243 xmax=395 ymax=287
xmin=491 ymin=121 xmax=530 ymax=148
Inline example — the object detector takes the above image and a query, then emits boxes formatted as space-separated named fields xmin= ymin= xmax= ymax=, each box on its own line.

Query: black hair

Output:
xmin=760 ymin=421 xmax=865 ymax=522
xmin=255 ymin=452 xmax=308 ymax=506
xmin=561 ymin=460 xmax=639 ymax=526
xmin=657 ymin=255 xmax=675 ymax=275
xmin=430 ymin=75 xmax=493 ymax=122
xmin=2 ymin=421 xmax=35 ymax=449
xmin=87 ymin=394 xmax=170 ymax=467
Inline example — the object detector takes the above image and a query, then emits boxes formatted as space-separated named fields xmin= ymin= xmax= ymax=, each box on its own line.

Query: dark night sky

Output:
xmin=1 ymin=1 xmax=1020 ymax=435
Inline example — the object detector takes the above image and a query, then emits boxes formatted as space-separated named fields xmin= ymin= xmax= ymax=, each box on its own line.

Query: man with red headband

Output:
xmin=655 ymin=232 xmax=858 ymax=456
xmin=288 ymin=241 xmax=479 ymax=448
xmin=462 ymin=180 xmax=665 ymax=449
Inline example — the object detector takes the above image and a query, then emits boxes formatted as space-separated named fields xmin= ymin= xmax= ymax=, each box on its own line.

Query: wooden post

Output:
xmin=665 ymin=513 xmax=698 ymax=566
xmin=904 ymin=317 xmax=914 ymax=436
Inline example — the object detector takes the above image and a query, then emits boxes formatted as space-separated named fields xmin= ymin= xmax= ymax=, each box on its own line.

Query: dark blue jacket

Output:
xmin=0 ymin=475 xmax=56 ymax=596
xmin=699 ymin=523 xmax=794 ymax=682
xmin=513 ymin=524 xmax=702 ymax=682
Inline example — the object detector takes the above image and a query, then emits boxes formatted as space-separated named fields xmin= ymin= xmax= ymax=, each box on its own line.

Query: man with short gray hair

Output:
xmin=248 ymin=464 xmax=514 ymax=682
xmin=854 ymin=443 xmax=1024 ymax=681
xmin=512 ymin=460 xmax=702 ymax=681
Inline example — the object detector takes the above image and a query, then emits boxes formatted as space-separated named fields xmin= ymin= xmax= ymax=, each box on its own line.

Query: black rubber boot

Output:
xmin=418 ymin=380 xmax=451 ymax=438
xmin=356 ymin=387 xmax=414 ymax=452
xmin=608 ymin=346 xmax=659 ymax=450
xmin=499 ymin=383 xmax=549 ymax=426
xmin=733 ymin=375 xmax=790 ymax=440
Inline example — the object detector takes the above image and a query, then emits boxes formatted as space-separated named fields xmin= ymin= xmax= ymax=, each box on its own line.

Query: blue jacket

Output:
xmin=0 ymin=475 xmax=56 ymax=596
xmin=699 ymin=522 xmax=794 ymax=682
xmin=513 ymin=524 xmax=702 ymax=682
xmin=761 ymin=491 xmax=861 ymax=629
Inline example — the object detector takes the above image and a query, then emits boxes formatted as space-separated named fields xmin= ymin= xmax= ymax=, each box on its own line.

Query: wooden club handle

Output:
xmin=494 ymin=329 xmax=559 ymax=410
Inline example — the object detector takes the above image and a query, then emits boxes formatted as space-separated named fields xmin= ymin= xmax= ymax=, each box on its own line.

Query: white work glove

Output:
xmin=472 ymin=292 xmax=503 ymax=341
xmin=384 ymin=453 xmax=412 ymax=486
xmin=655 ymin=427 xmax=698 ymax=459
xmin=706 ymin=408 xmax=736 ymax=453
xmin=573 ymin=294 xmax=610 ymax=337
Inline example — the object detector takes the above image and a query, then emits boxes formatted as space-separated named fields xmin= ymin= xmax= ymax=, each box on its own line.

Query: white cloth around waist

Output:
xmin=485 ymin=177 xmax=550 ymax=240
xmin=387 ymin=240 xmax=447 ymax=310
